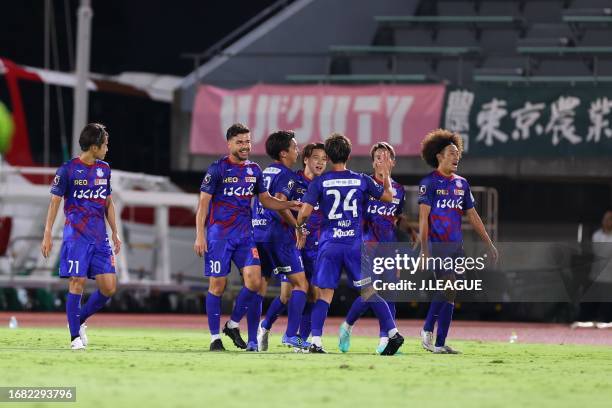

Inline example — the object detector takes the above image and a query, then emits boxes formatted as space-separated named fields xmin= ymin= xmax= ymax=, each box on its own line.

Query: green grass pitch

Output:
xmin=2 ymin=327 xmax=612 ymax=408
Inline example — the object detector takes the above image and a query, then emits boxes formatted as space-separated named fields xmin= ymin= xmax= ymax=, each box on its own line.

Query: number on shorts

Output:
xmin=326 ymin=188 xmax=358 ymax=219
xmin=68 ymin=260 xmax=80 ymax=274
xmin=209 ymin=260 xmax=221 ymax=274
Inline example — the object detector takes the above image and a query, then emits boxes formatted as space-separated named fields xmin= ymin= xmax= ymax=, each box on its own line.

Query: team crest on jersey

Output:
xmin=455 ymin=180 xmax=462 ymax=188
xmin=96 ymin=168 xmax=104 ymax=178
xmin=246 ymin=167 xmax=254 ymax=176
xmin=419 ymin=185 xmax=426 ymax=195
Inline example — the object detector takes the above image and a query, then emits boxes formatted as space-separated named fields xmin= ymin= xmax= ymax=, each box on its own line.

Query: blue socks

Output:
xmin=423 ymin=300 xmax=445 ymax=332
xmin=262 ymin=296 xmax=287 ymax=330
xmin=230 ymin=287 xmax=257 ymax=323
xmin=66 ymin=293 xmax=82 ymax=339
xmin=80 ymin=290 xmax=110 ymax=324
xmin=435 ymin=302 xmax=454 ymax=347
xmin=247 ymin=294 xmax=263 ymax=343
xmin=368 ymin=294 xmax=396 ymax=334
xmin=379 ymin=301 xmax=396 ymax=337
xmin=299 ymin=302 xmax=313 ymax=341
xmin=206 ymin=292 xmax=222 ymax=335
xmin=345 ymin=296 xmax=369 ymax=326
xmin=311 ymin=299 xmax=330 ymax=337
xmin=285 ymin=290 xmax=307 ymax=337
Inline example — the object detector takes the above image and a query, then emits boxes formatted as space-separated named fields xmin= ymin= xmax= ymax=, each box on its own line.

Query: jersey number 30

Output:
xmin=326 ymin=188 xmax=358 ymax=219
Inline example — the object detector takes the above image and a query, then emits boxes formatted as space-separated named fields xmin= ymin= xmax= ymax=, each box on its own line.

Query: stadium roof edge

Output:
xmin=179 ymin=0 xmax=314 ymax=90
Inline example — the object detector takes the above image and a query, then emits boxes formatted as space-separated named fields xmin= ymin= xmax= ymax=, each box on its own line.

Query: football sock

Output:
xmin=247 ymin=293 xmax=263 ymax=343
xmin=311 ymin=299 xmax=330 ymax=337
xmin=345 ymin=296 xmax=368 ymax=326
xmin=262 ymin=296 xmax=287 ymax=330
xmin=66 ymin=292 xmax=82 ymax=339
xmin=379 ymin=301 xmax=396 ymax=337
xmin=423 ymin=300 xmax=444 ymax=332
xmin=230 ymin=287 xmax=257 ymax=323
xmin=80 ymin=290 xmax=110 ymax=324
xmin=286 ymin=290 xmax=307 ymax=337
xmin=435 ymin=302 xmax=455 ymax=347
xmin=206 ymin=292 xmax=222 ymax=336
xmin=368 ymin=293 xmax=396 ymax=334
xmin=299 ymin=302 xmax=314 ymax=341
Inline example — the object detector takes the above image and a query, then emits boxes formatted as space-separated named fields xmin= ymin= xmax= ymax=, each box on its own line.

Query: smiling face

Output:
xmin=437 ymin=143 xmax=460 ymax=174
xmin=227 ymin=132 xmax=251 ymax=162
xmin=304 ymin=148 xmax=327 ymax=177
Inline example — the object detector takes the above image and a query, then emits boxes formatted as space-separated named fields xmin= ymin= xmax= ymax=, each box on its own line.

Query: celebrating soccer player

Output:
xmin=296 ymin=133 xmax=404 ymax=355
xmin=338 ymin=142 xmax=411 ymax=354
xmin=256 ymin=141 xmax=327 ymax=350
xmin=41 ymin=123 xmax=121 ymax=350
xmin=418 ymin=129 xmax=498 ymax=354
xmin=193 ymin=123 xmax=301 ymax=352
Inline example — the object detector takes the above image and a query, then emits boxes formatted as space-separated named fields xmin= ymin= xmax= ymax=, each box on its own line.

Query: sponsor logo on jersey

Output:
xmin=252 ymin=219 xmax=267 ymax=227
xmin=273 ymin=266 xmax=292 ymax=275
xmin=95 ymin=179 xmax=108 ymax=185
xmin=436 ymin=189 xmax=449 ymax=195
xmin=223 ymin=176 xmax=239 ymax=183
xmin=333 ymin=228 xmax=355 ymax=238
xmin=53 ymin=175 xmax=60 ymax=186
xmin=419 ymin=185 xmax=426 ymax=195
xmin=245 ymin=176 xmax=257 ymax=183
xmin=263 ymin=167 xmax=281 ymax=175
xmin=96 ymin=168 xmax=104 ymax=178
xmin=203 ymin=173 xmax=212 ymax=184
xmin=454 ymin=189 xmax=465 ymax=196
xmin=74 ymin=179 xmax=88 ymax=186
xmin=322 ymin=178 xmax=361 ymax=187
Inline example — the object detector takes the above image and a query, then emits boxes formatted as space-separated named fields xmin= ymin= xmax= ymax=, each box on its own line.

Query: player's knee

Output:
xmin=444 ymin=288 xmax=456 ymax=302
xmin=100 ymin=286 xmax=116 ymax=297
xmin=279 ymin=292 xmax=290 ymax=304
xmin=69 ymin=277 xmax=86 ymax=293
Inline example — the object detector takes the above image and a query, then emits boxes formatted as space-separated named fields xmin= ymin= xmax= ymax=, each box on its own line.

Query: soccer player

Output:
xmin=193 ymin=123 xmax=300 ymax=352
xmin=249 ymin=130 xmax=309 ymax=351
xmin=338 ymin=142 xmax=409 ymax=354
xmin=418 ymin=129 xmax=498 ymax=354
xmin=256 ymin=142 xmax=327 ymax=350
xmin=41 ymin=123 xmax=121 ymax=350
xmin=296 ymin=133 xmax=404 ymax=355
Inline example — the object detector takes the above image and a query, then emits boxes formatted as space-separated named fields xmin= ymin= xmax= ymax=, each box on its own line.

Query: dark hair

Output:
xmin=421 ymin=128 xmax=463 ymax=168
xmin=79 ymin=123 xmax=108 ymax=151
xmin=265 ymin=130 xmax=295 ymax=160
xmin=302 ymin=142 xmax=325 ymax=168
xmin=370 ymin=142 xmax=396 ymax=161
xmin=324 ymin=133 xmax=352 ymax=164
xmin=226 ymin=123 xmax=250 ymax=140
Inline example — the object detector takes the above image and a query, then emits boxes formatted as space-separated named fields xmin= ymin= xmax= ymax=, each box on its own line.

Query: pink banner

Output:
xmin=190 ymin=83 xmax=445 ymax=156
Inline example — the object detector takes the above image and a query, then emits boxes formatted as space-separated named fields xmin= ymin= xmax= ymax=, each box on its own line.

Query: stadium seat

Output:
xmin=436 ymin=1 xmax=476 ymax=16
xmin=393 ymin=28 xmax=435 ymax=46
xmin=522 ymin=1 xmax=565 ymax=23
xmin=478 ymin=1 xmax=520 ymax=16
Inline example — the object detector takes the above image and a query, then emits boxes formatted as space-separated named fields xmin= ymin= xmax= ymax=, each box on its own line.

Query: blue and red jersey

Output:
xmin=50 ymin=158 xmax=112 ymax=244
xmin=252 ymin=162 xmax=297 ymax=243
xmin=302 ymin=170 xmax=383 ymax=245
xmin=200 ymin=156 xmax=265 ymax=241
xmin=293 ymin=170 xmax=323 ymax=250
xmin=363 ymin=176 xmax=405 ymax=243
xmin=417 ymin=170 xmax=474 ymax=243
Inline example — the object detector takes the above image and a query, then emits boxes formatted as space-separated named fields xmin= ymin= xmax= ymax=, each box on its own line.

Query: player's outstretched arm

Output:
xmin=105 ymin=196 xmax=122 ymax=254
xmin=41 ymin=195 xmax=62 ymax=258
xmin=295 ymin=203 xmax=314 ymax=250
xmin=258 ymin=192 xmax=301 ymax=212
xmin=466 ymin=208 xmax=498 ymax=262
xmin=194 ymin=192 xmax=212 ymax=257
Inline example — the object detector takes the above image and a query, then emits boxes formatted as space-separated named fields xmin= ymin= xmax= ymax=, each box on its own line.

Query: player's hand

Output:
xmin=487 ymin=244 xmax=499 ymax=265
xmin=112 ymin=233 xmax=122 ymax=255
xmin=41 ymin=233 xmax=52 ymax=258
xmin=194 ymin=235 xmax=207 ymax=257
xmin=374 ymin=150 xmax=392 ymax=177
xmin=296 ymin=233 xmax=306 ymax=250
xmin=287 ymin=200 xmax=302 ymax=212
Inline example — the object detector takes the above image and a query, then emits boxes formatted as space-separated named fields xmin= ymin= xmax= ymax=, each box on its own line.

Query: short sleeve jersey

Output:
xmin=200 ymin=156 xmax=265 ymax=241
xmin=302 ymin=170 xmax=383 ymax=245
xmin=293 ymin=170 xmax=323 ymax=250
xmin=363 ymin=177 xmax=405 ymax=243
xmin=417 ymin=170 xmax=474 ymax=243
xmin=252 ymin=162 xmax=297 ymax=243
xmin=50 ymin=158 xmax=112 ymax=244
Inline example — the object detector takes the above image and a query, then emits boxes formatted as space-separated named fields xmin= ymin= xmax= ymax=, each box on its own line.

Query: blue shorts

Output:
xmin=257 ymin=242 xmax=304 ymax=279
xmin=313 ymin=240 xmax=370 ymax=290
xmin=59 ymin=240 xmax=115 ymax=280
xmin=205 ymin=238 xmax=260 ymax=277
xmin=301 ymin=247 xmax=317 ymax=281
